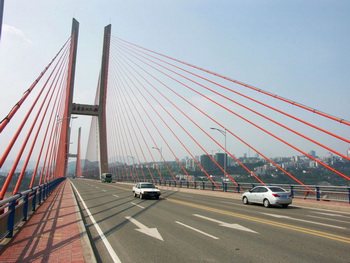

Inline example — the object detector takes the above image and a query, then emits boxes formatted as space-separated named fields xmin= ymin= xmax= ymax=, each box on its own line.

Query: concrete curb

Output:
xmin=69 ymin=180 xmax=97 ymax=263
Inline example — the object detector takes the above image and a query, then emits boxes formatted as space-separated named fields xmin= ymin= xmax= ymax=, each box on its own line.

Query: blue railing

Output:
xmin=128 ymin=179 xmax=350 ymax=204
xmin=0 ymin=178 xmax=66 ymax=241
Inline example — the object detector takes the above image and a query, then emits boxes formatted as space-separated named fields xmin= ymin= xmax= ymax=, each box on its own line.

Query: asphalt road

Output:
xmin=70 ymin=179 xmax=350 ymax=263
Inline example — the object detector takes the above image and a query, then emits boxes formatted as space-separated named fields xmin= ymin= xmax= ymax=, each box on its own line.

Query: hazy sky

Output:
xmin=1 ymin=0 xmax=349 ymax=162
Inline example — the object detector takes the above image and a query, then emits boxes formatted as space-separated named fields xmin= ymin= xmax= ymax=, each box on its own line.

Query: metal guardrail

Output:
xmin=0 ymin=178 xmax=66 ymax=242
xmin=128 ymin=179 xmax=350 ymax=204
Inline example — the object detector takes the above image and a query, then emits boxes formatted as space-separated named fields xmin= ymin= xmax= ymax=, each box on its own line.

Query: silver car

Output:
xmin=242 ymin=186 xmax=292 ymax=208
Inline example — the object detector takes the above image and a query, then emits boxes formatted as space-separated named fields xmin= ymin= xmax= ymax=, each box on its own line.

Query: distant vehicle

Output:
xmin=132 ymin=182 xmax=161 ymax=199
xmin=242 ymin=186 xmax=292 ymax=208
xmin=101 ymin=173 xmax=112 ymax=183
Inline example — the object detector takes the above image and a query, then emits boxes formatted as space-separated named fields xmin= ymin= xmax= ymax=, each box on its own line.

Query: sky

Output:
xmin=0 ymin=0 xmax=349 ymax=163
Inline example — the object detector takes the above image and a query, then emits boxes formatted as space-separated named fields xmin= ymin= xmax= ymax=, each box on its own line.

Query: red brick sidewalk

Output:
xmin=0 ymin=179 xmax=94 ymax=263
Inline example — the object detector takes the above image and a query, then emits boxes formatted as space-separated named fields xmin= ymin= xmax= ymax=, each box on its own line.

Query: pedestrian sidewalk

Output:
xmin=0 ymin=179 xmax=95 ymax=263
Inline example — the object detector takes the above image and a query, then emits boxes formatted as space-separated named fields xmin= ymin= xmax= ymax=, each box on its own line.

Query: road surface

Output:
xmin=70 ymin=179 xmax=350 ymax=263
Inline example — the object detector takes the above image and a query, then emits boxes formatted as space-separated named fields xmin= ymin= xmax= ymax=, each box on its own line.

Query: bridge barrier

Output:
xmin=128 ymin=179 xmax=350 ymax=204
xmin=0 ymin=178 xmax=66 ymax=242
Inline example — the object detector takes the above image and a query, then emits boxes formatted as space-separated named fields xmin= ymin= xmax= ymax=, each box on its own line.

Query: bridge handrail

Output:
xmin=0 ymin=178 xmax=66 ymax=242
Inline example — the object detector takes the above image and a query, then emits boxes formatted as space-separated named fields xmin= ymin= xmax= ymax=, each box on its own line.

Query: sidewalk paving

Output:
xmin=0 ymin=179 xmax=95 ymax=263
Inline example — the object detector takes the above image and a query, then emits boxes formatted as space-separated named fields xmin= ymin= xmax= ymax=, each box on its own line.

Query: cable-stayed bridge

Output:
xmin=0 ymin=19 xmax=349 ymax=263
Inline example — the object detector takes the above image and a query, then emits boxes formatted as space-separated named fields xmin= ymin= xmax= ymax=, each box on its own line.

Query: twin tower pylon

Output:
xmin=61 ymin=18 xmax=110 ymax=178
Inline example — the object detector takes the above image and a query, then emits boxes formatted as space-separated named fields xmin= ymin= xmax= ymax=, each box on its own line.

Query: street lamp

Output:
xmin=210 ymin=127 xmax=227 ymax=183
xmin=57 ymin=116 xmax=77 ymax=123
xmin=152 ymin=147 xmax=162 ymax=162
xmin=127 ymin=155 xmax=135 ymax=179
xmin=152 ymin=147 xmax=163 ymax=180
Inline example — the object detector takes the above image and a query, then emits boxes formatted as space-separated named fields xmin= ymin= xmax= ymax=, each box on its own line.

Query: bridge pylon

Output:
xmin=67 ymin=21 xmax=111 ymax=178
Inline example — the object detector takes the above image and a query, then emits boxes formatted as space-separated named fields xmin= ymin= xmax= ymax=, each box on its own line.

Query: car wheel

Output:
xmin=263 ymin=199 xmax=270 ymax=208
xmin=242 ymin=196 xmax=249 ymax=205
xmin=133 ymin=192 xmax=137 ymax=197
xmin=282 ymin=204 xmax=289 ymax=208
xmin=139 ymin=193 xmax=143 ymax=199
xmin=155 ymin=196 xmax=159 ymax=200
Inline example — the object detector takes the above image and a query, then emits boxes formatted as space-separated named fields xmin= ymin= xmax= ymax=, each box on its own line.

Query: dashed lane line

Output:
xmin=175 ymin=221 xmax=219 ymax=240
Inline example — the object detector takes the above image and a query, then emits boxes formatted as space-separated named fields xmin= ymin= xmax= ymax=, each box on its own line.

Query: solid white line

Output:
xmin=261 ymin=213 xmax=346 ymax=229
xmin=292 ymin=205 xmax=350 ymax=215
xmin=312 ymin=211 xmax=349 ymax=217
xmin=131 ymin=202 xmax=145 ymax=209
xmin=175 ymin=221 xmax=219 ymax=240
xmin=71 ymin=182 xmax=122 ymax=263
xmin=307 ymin=215 xmax=350 ymax=224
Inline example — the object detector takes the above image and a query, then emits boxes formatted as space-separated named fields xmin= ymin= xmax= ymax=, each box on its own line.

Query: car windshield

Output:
xmin=141 ymin=184 xmax=155 ymax=188
xmin=268 ymin=187 xmax=286 ymax=192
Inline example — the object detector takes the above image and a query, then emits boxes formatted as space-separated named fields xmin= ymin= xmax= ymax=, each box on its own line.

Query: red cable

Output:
xmin=0 ymin=38 xmax=71 ymax=133
xmin=113 ymin=51 xmax=220 ymax=188
xmin=112 ymin=56 xmax=193 ymax=183
xmin=114 ymin=41 xmax=350 ymax=160
xmin=14 ymin=50 xmax=70 ymax=193
xmin=115 ymin=43 xmax=350 ymax=182
xmin=114 ymin=37 xmax=350 ymax=126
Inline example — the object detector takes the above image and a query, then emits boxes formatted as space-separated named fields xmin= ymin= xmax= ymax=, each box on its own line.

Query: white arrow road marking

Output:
xmin=175 ymin=221 xmax=219 ymax=240
xmin=126 ymin=216 xmax=164 ymax=241
xmin=193 ymin=214 xmax=258 ymax=234
xmin=261 ymin=213 xmax=346 ymax=229
xmin=131 ymin=202 xmax=145 ymax=209
xmin=113 ymin=194 xmax=119 ymax=198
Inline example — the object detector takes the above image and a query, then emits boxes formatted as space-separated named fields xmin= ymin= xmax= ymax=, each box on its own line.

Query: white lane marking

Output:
xmin=113 ymin=194 xmax=119 ymax=198
xmin=307 ymin=215 xmax=350 ymax=224
xmin=96 ymin=187 xmax=99 ymax=189
xmin=292 ymin=205 xmax=350 ymax=215
xmin=131 ymin=202 xmax=145 ymax=209
xmin=126 ymin=216 xmax=163 ymax=241
xmin=103 ymin=190 xmax=107 ymax=192
xmin=261 ymin=213 xmax=346 ymax=229
xmin=312 ymin=212 xmax=348 ymax=217
xmin=70 ymin=182 xmax=122 ymax=263
xmin=193 ymin=214 xmax=258 ymax=234
xmin=175 ymin=221 xmax=219 ymax=240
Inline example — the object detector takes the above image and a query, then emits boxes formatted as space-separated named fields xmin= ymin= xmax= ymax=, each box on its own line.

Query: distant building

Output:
xmin=309 ymin=150 xmax=317 ymax=158
xmin=214 ymin=153 xmax=227 ymax=168
xmin=255 ymin=165 xmax=267 ymax=176
xmin=200 ymin=154 xmax=215 ymax=171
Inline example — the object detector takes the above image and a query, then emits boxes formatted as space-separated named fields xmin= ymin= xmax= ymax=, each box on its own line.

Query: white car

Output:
xmin=133 ymin=182 xmax=161 ymax=199
xmin=242 ymin=186 xmax=292 ymax=208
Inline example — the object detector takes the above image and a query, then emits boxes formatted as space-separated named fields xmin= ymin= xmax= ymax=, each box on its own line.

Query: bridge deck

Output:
xmin=0 ymin=179 xmax=95 ymax=263
xmin=0 ymin=180 xmax=349 ymax=262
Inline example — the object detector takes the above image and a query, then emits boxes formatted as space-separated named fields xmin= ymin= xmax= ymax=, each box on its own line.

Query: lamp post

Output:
xmin=152 ymin=147 xmax=162 ymax=162
xmin=152 ymin=147 xmax=162 ymax=181
xmin=127 ymin=155 xmax=135 ymax=181
xmin=210 ymin=127 xmax=227 ymax=183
